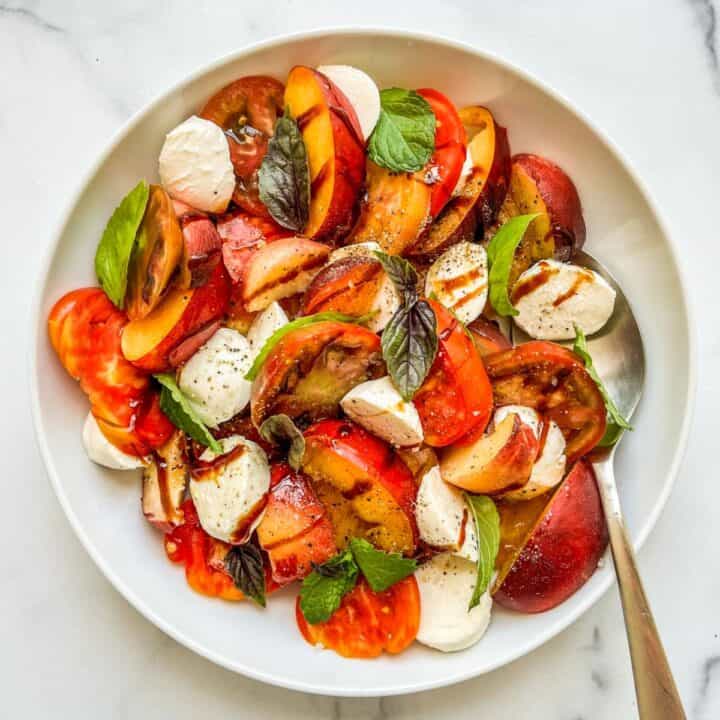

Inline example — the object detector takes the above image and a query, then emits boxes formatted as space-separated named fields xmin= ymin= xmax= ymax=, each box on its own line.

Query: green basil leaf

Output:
xmin=154 ymin=373 xmax=221 ymax=453
xmin=244 ymin=312 xmax=369 ymax=381
xmin=373 ymin=251 xmax=419 ymax=305
xmin=258 ymin=115 xmax=310 ymax=231
xmin=486 ymin=214 xmax=540 ymax=317
xmin=464 ymin=493 xmax=500 ymax=611
xmin=367 ymin=88 xmax=436 ymax=172
xmin=225 ymin=543 xmax=266 ymax=607
xmin=299 ymin=550 xmax=359 ymax=624
xmin=259 ymin=414 xmax=305 ymax=471
xmin=381 ymin=299 xmax=438 ymax=401
xmin=94 ymin=180 xmax=149 ymax=308
xmin=348 ymin=538 xmax=416 ymax=592
xmin=572 ymin=325 xmax=633 ymax=445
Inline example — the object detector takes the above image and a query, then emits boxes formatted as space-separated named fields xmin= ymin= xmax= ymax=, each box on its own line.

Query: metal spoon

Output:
xmin=512 ymin=249 xmax=686 ymax=718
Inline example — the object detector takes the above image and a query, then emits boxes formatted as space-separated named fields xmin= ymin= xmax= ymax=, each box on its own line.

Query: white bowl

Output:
xmin=30 ymin=29 xmax=695 ymax=696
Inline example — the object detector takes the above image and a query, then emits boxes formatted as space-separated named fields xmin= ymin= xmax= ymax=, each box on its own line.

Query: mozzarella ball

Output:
xmin=82 ymin=412 xmax=145 ymax=471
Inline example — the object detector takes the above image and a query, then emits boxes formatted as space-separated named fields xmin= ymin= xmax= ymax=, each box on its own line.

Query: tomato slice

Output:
xmin=413 ymin=300 xmax=493 ymax=447
xmin=484 ymin=341 xmax=607 ymax=461
xmin=295 ymin=577 xmax=420 ymax=658
xmin=200 ymin=76 xmax=284 ymax=218
xmin=418 ymin=88 xmax=467 ymax=218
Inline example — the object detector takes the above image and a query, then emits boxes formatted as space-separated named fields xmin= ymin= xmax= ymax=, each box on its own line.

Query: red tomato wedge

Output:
xmin=413 ymin=300 xmax=493 ymax=447
xmin=295 ymin=577 xmax=420 ymax=658
xmin=484 ymin=341 xmax=607 ymax=462
xmin=418 ymin=88 xmax=467 ymax=218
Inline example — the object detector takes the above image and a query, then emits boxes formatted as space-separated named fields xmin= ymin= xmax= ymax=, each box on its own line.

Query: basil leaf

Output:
xmin=464 ymin=494 xmax=500 ymax=610
xmin=244 ymin=312 xmax=369 ymax=381
xmin=374 ymin=251 xmax=419 ymax=305
xmin=94 ymin=180 xmax=149 ymax=308
xmin=368 ymin=88 xmax=436 ymax=172
xmin=258 ymin=115 xmax=310 ymax=232
xmin=299 ymin=550 xmax=359 ymax=624
xmin=225 ymin=543 xmax=266 ymax=607
xmin=154 ymin=373 xmax=221 ymax=453
xmin=348 ymin=538 xmax=416 ymax=592
xmin=381 ymin=299 xmax=438 ymax=401
xmin=572 ymin=325 xmax=633 ymax=445
xmin=486 ymin=214 xmax=540 ymax=317
xmin=259 ymin=414 xmax=305 ymax=471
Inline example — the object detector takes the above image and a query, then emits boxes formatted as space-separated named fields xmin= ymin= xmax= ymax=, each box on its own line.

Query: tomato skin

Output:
xmin=418 ymin=88 xmax=467 ymax=218
xmin=484 ymin=341 xmax=607 ymax=461
xmin=413 ymin=300 xmax=493 ymax=447
xmin=295 ymin=577 xmax=420 ymax=658
xmin=48 ymin=288 xmax=172 ymax=456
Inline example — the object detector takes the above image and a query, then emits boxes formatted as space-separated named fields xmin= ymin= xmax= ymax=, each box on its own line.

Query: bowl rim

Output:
xmin=29 ymin=26 xmax=697 ymax=697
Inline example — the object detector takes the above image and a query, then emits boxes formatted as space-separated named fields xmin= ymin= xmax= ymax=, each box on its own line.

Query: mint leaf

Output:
xmin=368 ymin=88 xmax=436 ymax=172
xmin=299 ymin=550 xmax=359 ymax=624
xmin=259 ymin=414 xmax=305 ymax=471
xmin=94 ymin=180 xmax=149 ymax=308
xmin=349 ymin=538 xmax=416 ymax=592
xmin=464 ymin=494 xmax=500 ymax=610
xmin=225 ymin=543 xmax=266 ymax=607
xmin=573 ymin=325 xmax=633 ymax=446
xmin=154 ymin=373 xmax=221 ymax=453
xmin=258 ymin=115 xmax=310 ymax=231
xmin=244 ymin=312 xmax=368 ymax=381
xmin=486 ymin=214 xmax=540 ymax=317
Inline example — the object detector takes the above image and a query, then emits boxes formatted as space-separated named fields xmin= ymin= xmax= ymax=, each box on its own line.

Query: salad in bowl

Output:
xmin=47 ymin=62 xmax=629 ymax=659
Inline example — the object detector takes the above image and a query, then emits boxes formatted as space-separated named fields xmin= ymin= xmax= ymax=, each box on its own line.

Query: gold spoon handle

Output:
xmin=594 ymin=460 xmax=686 ymax=718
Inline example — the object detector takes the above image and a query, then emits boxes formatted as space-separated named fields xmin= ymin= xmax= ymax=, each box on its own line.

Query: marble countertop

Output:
xmin=2 ymin=1 xmax=719 ymax=717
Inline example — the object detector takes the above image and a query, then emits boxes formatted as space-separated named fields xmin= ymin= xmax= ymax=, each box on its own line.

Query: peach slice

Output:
xmin=494 ymin=459 xmax=608 ymax=613
xmin=302 ymin=420 xmax=418 ymax=555
xmin=142 ymin=431 xmax=188 ymax=532
xmin=439 ymin=413 xmax=539 ymax=494
xmin=284 ymin=66 xmax=366 ymax=242
xmin=349 ymin=160 xmax=432 ymax=255
xmin=241 ymin=236 xmax=329 ymax=313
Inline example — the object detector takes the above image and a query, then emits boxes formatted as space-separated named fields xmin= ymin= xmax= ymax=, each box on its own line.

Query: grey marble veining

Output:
xmin=2 ymin=1 xmax=719 ymax=717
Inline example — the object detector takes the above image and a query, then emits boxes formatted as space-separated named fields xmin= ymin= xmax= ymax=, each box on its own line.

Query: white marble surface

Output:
xmin=1 ymin=0 xmax=719 ymax=717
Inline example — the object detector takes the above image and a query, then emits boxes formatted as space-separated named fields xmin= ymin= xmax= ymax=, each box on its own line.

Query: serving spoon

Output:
xmin=512 ymin=249 xmax=686 ymax=718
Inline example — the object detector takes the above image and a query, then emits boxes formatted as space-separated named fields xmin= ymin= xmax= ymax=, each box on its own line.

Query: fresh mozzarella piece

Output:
xmin=159 ymin=115 xmax=234 ymax=213
xmin=247 ymin=302 xmax=288 ymax=357
xmin=329 ymin=241 xmax=381 ymax=263
xmin=451 ymin=150 xmax=474 ymax=196
xmin=415 ymin=553 xmax=493 ymax=652
xmin=425 ymin=242 xmax=488 ymax=324
xmin=415 ymin=466 xmax=478 ymax=563
xmin=316 ymin=65 xmax=380 ymax=140
xmin=366 ymin=273 xmax=401 ymax=333
xmin=493 ymin=405 xmax=541 ymax=438
xmin=178 ymin=328 xmax=253 ymax=428
xmin=512 ymin=259 xmax=616 ymax=340
xmin=504 ymin=421 xmax=566 ymax=501
xmin=82 ymin=412 xmax=145 ymax=471
xmin=190 ymin=435 xmax=270 ymax=544
xmin=341 ymin=377 xmax=423 ymax=447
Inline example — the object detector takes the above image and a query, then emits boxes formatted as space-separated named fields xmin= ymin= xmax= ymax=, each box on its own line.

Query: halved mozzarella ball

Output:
xmin=247 ymin=301 xmax=288 ymax=357
xmin=316 ymin=65 xmax=380 ymax=140
xmin=329 ymin=241 xmax=381 ymax=263
xmin=340 ymin=376 xmax=423 ymax=447
xmin=82 ymin=412 xmax=145 ymax=471
xmin=415 ymin=466 xmax=477 ymax=563
xmin=511 ymin=259 xmax=616 ymax=340
xmin=415 ymin=553 xmax=492 ymax=652
xmin=425 ymin=242 xmax=488 ymax=324
xmin=190 ymin=435 xmax=270 ymax=544
xmin=159 ymin=115 xmax=234 ymax=213
xmin=178 ymin=328 xmax=253 ymax=428
xmin=493 ymin=405 xmax=541 ymax=437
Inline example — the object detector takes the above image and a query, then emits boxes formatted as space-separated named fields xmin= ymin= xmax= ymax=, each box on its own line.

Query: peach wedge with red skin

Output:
xmin=302 ymin=419 xmax=419 ymax=556
xmin=494 ymin=459 xmax=608 ymax=613
xmin=284 ymin=66 xmax=366 ymax=242
xmin=440 ymin=413 xmax=539 ymax=494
